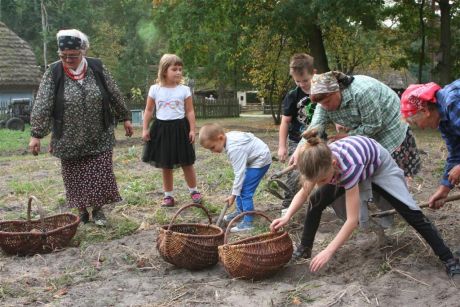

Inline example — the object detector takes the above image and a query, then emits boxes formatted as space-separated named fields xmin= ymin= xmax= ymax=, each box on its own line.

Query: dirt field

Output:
xmin=1 ymin=117 xmax=459 ymax=306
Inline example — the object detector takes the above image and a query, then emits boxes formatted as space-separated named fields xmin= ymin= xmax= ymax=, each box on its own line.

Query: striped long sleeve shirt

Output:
xmin=329 ymin=136 xmax=381 ymax=190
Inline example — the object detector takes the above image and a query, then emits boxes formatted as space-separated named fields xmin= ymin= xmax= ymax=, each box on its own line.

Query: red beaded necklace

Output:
xmin=63 ymin=62 xmax=87 ymax=81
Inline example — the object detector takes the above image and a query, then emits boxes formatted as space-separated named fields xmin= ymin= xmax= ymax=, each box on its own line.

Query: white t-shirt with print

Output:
xmin=148 ymin=84 xmax=191 ymax=120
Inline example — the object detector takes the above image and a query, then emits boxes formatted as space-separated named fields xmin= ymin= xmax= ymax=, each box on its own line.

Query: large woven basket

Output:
xmin=157 ymin=203 xmax=224 ymax=270
xmin=218 ymin=211 xmax=293 ymax=280
xmin=0 ymin=196 xmax=80 ymax=256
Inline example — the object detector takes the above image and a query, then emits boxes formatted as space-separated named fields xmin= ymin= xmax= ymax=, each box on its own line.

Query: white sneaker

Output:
xmin=230 ymin=221 xmax=254 ymax=233
xmin=224 ymin=210 xmax=241 ymax=223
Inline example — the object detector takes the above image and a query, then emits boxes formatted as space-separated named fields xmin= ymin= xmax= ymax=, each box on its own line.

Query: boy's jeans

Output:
xmin=236 ymin=164 xmax=270 ymax=223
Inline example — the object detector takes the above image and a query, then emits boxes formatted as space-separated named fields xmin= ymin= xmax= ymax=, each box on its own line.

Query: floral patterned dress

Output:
xmin=31 ymin=59 xmax=131 ymax=209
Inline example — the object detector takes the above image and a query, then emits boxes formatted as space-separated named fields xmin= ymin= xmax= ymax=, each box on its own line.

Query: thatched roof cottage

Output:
xmin=0 ymin=21 xmax=41 ymax=104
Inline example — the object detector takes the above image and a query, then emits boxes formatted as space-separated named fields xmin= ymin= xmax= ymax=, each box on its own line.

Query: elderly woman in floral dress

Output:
xmin=29 ymin=29 xmax=133 ymax=226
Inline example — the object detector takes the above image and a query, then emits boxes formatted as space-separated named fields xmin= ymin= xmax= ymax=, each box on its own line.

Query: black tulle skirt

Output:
xmin=142 ymin=118 xmax=196 ymax=169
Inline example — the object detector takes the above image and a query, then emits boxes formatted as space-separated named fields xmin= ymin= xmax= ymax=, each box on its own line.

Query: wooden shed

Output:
xmin=0 ymin=21 xmax=41 ymax=106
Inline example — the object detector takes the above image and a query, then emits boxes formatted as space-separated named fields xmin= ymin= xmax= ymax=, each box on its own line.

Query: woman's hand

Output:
xmin=189 ymin=130 xmax=195 ymax=144
xmin=310 ymin=249 xmax=334 ymax=272
xmin=270 ymin=216 xmax=290 ymax=232
xmin=124 ymin=120 xmax=133 ymax=137
xmin=29 ymin=137 xmax=41 ymax=156
xmin=335 ymin=123 xmax=350 ymax=133
xmin=142 ymin=129 xmax=151 ymax=142
xmin=428 ymin=185 xmax=451 ymax=209
xmin=448 ymin=165 xmax=460 ymax=186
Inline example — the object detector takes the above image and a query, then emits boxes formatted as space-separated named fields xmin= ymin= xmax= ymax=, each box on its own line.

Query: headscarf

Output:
xmin=400 ymin=82 xmax=441 ymax=118
xmin=56 ymin=29 xmax=89 ymax=51
xmin=58 ymin=36 xmax=83 ymax=51
xmin=311 ymin=72 xmax=340 ymax=95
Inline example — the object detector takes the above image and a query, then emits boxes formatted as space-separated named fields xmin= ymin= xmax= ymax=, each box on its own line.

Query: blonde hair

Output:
xmin=199 ymin=123 xmax=225 ymax=146
xmin=289 ymin=53 xmax=315 ymax=75
xmin=156 ymin=54 xmax=184 ymax=85
xmin=298 ymin=129 xmax=333 ymax=181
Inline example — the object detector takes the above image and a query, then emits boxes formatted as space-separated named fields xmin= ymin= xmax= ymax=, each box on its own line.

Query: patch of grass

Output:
xmin=46 ymin=273 xmax=74 ymax=291
xmin=7 ymin=181 xmax=35 ymax=194
xmin=153 ymin=207 xmax=169 ymax=225
xmin=377 ymin=260 xmax=392 ymax=277
xmin=121 ymin=179 xmax=152 ymax=206
xmin=114 ymin=145 xmax=141 ymax=164
xmin=111 ymin=216 xmax=140 ymax=238
xmin=0 ymin=282 xmax=30 ymax=300
xmin=73 ymin=215 xmax=140 ymax=248
xmin=0 ymin=125 xmax=50 ymax=153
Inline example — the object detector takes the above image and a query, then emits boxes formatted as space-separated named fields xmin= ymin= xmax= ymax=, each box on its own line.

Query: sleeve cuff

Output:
xmin=440 ymin=178 xmax=454 ymax=189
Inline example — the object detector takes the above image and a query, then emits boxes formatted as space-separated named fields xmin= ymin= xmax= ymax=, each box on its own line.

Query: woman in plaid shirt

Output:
xmin=289 ymin=71 xmax=421 ymax=260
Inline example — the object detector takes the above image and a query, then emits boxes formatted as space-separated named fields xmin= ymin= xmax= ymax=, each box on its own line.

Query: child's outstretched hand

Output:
xmin=270 ymin=216 xmax=289 ymax=232
xmin=310 ymin=249 xmax=334 ymax=272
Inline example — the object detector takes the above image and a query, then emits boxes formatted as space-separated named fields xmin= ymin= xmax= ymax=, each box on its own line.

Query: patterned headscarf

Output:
xmin=311 ymin=72 xmax=340 ymax=95
xmin=400 ymin=82 xmax=441 ymax=118
xmin=58 ymin=36 xmax=83 ymax=51
xmin=56 ymin=29 xmax=89 ymax=51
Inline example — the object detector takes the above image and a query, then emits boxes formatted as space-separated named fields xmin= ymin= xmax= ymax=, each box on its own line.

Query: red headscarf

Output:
xmin=400 ymin=82 xmax=441 ymax=118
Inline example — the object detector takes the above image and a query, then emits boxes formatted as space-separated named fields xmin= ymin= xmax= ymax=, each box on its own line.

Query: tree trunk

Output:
xmin=437 ymin=0 xmax=451 ymax=85
xmin=418 ymin=0 xmax=426 ymax=83
xmin=307 ymin=24 xmax=330 ymax=73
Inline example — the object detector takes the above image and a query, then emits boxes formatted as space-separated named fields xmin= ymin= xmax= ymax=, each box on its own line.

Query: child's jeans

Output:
xmin=236 ymin=164 xmax=270 ymax=223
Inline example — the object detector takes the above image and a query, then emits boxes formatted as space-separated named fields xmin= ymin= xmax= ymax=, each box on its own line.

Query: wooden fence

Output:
xmin=128 ymin=96 xmax=240 ymax=119
xmin=193 ymin=96 xmax=240 ymax=118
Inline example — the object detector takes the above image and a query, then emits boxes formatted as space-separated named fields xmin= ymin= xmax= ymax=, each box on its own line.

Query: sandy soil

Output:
xmin=1 ymin=123 xmax=460 ymax=306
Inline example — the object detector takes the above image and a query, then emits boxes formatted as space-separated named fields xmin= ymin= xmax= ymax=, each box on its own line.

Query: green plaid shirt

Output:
xmin=306 ymin=75 xmax=407 ymax=153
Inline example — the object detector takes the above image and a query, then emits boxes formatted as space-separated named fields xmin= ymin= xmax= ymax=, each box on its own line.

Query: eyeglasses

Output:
xmin=58 ymin=53 xmax=81 ymax=60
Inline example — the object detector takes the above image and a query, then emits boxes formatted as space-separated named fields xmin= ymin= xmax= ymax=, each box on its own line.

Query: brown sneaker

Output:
xmin=161 ymin=196 xmax=175 ymax=207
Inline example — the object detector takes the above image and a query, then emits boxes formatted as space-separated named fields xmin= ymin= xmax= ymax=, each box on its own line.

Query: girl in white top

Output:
xmin=142 ymin=54 xmax=201 ymax=207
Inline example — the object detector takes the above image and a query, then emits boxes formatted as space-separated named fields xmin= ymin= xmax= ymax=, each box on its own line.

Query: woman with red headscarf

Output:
xmin=400 ymin=79 xmax=460 ymax=210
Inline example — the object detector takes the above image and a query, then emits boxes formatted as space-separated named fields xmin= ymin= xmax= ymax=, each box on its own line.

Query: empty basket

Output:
xmin=157 ymin=203 xmax=224 ymax=270
xmin=218 ymin=211 xmax=293 ymax=280
xmin=0 ymin=196 xmax=80 ymax=256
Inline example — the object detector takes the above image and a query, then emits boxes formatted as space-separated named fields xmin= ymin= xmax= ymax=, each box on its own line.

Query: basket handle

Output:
xmin=27 ymin=196 xmax=46 ymax=230
xmin=167 ymin=203 xmax=213 ymax=231
xmin=224 ymin=211 xmax=273 ymax=244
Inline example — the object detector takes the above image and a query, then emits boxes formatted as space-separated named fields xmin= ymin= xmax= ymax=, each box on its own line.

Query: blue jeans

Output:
xmin=236 ymin=164 xmax=270 ymax=222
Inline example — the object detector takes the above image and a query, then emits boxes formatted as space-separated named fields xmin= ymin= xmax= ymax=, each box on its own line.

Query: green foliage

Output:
xmin=73 ymin=216 xmax=140 ymax=249
xmin=2 ymin=0 xmax=460 ymax=116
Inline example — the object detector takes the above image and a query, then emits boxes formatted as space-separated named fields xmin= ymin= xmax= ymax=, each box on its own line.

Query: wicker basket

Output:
xmin=218 ymin=211 xmax=293 ymax=280
xmin=157 ymin=203 xmax=224 ymax=270
xmin=0 ymin=196 xmax=80 ymax=256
